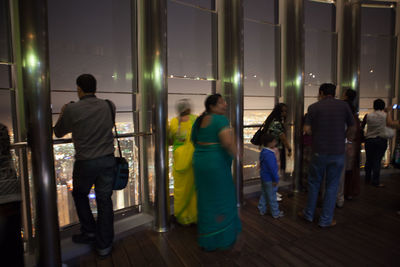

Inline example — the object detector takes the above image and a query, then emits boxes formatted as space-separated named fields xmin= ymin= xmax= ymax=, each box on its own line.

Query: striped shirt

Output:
xmin=305 ymin=97 xmax=354 ymax=154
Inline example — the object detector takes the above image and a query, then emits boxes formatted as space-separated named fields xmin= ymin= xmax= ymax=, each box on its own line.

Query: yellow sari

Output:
xmin=169 ymin=114 xmax=197 ymax=225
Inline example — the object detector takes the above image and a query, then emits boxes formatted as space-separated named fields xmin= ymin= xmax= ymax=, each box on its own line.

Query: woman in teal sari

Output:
xmin=191 ymin=94 xmax=241 ymax=251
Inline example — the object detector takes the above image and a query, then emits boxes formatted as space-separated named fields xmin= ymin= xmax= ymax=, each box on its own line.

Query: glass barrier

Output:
xmin=360 ymin=35 xmax=396 ymax=99
xmin=168 ymin=0 xmax=215 ymax=79
xmin=53 ymin=134 xmax=140 ymax=228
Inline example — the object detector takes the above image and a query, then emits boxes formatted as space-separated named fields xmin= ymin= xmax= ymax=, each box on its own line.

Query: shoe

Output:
xmin=319 ymin=219 xmax=336 ymax=228
xmin=373 ymin=183 xmax=385 ymax=188
xmin=276 ymin=192 xmax=282 ymax=198
xmin=272 ymin=211 xmax=284 ymax=219
xmin=96 ymin=245 xmax=112 ymax=259
xmin=297 ymin=210 xmax=312 ymax=222
xmin=336 ymin=203 xmax=344 ymax=209
xmin=72 ymin=233 xmax=95 ymax=244
xmin=277 ymin=196 xmax=282 ymax=202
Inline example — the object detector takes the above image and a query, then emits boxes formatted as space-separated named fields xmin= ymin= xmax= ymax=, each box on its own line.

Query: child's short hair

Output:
xmin=261 ymin=133 xmax=275 ymax=147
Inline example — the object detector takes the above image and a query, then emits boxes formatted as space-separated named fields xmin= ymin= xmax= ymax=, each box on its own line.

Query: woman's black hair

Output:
xmin=263 ymin=103 xmax=287 ymax=131
xmin=194 ymin=93 xmax=222 ymax=132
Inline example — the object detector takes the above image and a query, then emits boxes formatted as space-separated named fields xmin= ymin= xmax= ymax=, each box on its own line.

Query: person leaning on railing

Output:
xmin=386 ymin=107 xmax=400 ymax=216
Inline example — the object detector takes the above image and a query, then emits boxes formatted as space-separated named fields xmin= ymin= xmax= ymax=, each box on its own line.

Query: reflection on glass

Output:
xmin=243 ymin=0 xmax=275 ymax=23
xmin=0 ymin=89 xmax=13 ymax=131
xmin=0 ymin=0 xmax=11 ymax=62
xmin=53 ymin=135 xmax=139 ymax=228
xmin=244 ymin=21 xmax=278 ymax=96
xmin=361 ymin=7 xmax=394 ymax=36
xmin=305 ymin=30 xmax=336 ymax=87
xmin=360 ymin=36 xmax=395 ymax=98
xmin=305 ymin=0 xmax=334 ymax=32
xmin=168 ymin=1 xmax=215 ymax=79
xmin=0 ymin=65 xmax=11 ymax=88
xmin=47 ymin=0 xmax=132 ymax=93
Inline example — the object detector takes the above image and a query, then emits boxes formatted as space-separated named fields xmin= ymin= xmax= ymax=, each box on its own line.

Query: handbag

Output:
xmin=251 ymin=121 xmax=267 ymax=146
xmin=106 ymin=100 xmax=129 ymax=190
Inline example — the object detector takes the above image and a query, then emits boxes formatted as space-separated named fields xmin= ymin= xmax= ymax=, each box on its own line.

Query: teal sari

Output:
xmin=191 ymin=114 xmax=241 ymax=251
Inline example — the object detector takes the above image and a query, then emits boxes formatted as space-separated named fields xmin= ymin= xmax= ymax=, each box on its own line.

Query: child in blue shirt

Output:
xmin=258 ymin=134 xmax=284 ymax=218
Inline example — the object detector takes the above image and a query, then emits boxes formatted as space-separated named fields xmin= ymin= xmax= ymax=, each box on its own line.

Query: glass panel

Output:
xmin=305 ymin=0 xmax=334 ymax=31
xmin=305 ymin=97 xmax=318 ymax=113
xmin=305 ymin=84 xmax=320 ymax=98
xmin=244 ymin=96 xmax=274 ymax=110
xmin=243 ymin=141 xmax=261 ymax=182
xmin=361 ymin=6 xmax=394 ymax=36
xmin=47 ymin=0 xmax=132 ymax=93
xmin=168 ymin=78 xmax=212 ymax=94
xmin=0 ymin=0 xmax=11 ymax=62
xmin=360 ymin=35 xmax=395 ymax=98
xmin=0 ymin=89 xmax=12 ymax=131
xmin=244 ymin=21 xmax=278 ymax=96
xmin=51 ymin=92 xmax=133 ymax=113
xmin=168 ymin=1 xmax=214 ymax=79
xmin=243 ymin=0 xmax=275 ymax=23
xmin=54 ymin=136 xmax=139 ymax=228
xmin=172 ymin=0 xmax=213 ymax=10
xmin=0 ymin=64 xmax=11 ymax=88
xmin=244 ymin=109 xmax=272 ymax=126
xmin=168 ymin=94 xmax=208 ymax=119
xmin=305 ymin=30 xmax=336 ymax=86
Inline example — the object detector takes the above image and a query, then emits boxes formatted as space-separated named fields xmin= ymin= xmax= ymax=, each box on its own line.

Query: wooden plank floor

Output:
xmin=69 ymin=172 xmax=400 ymax=267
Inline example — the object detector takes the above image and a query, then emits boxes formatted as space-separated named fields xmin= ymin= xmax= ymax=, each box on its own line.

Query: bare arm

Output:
xmin=279 ymin=133 xmax=292 ymax=157
xmin=346 ymin=125 xmax=356 ymax=141
xmin=386 ymin=110 xmax=400 ymax=129
xmin=303 ymin=124 xmax=312 ymax=135
xmin=219 ymin=128 xmax=236 ymax=156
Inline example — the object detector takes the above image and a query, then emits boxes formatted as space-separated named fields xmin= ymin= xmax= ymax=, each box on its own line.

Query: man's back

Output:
xmin=306 ymin=97 xmax=354 ymax=154
xmin=54 ymin=95 xmax=115 ymax=160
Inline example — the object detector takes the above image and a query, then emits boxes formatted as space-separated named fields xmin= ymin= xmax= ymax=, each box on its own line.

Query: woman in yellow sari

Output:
xmin=169 ymin=99 xmax=197 ymax=225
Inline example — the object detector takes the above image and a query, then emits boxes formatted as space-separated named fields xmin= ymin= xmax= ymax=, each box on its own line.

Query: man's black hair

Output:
xmin=373 ymin=98 xmax=385 ymax=111
xmin=319 ymin=83 xmax=336 ymax=97
xmin=76 ymin=74 xmax=97 ymax=93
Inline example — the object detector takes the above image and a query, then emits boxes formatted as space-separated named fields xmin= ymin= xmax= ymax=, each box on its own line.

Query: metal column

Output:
xmin=337 ymin=0 xmax=361 ymax=106
xmin=217 ymin=0 xmax=244 ymax=206
xmin=137 ymin=0 xmax=169 ymax=232
xmin=18 ymin=0 xmax=61 ymax=266
xmin=280 ymin=0 xmax=304 ymax=191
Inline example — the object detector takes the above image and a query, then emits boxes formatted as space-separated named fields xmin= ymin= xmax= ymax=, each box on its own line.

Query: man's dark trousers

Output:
xmin=72 ymin=154 xmax=115 ymax=250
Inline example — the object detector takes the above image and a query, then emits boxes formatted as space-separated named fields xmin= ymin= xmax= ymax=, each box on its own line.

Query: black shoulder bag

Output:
xmin=106 ymin=100 xmax=129 ymax=190
xmin=250 ymin=120 xmax=268 ymax=146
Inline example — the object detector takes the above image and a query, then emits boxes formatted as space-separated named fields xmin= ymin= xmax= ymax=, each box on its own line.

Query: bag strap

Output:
xmin=105 ymin=100 xmax=122 ymax=157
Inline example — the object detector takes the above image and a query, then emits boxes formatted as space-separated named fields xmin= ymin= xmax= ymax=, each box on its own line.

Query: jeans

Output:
xmin=72 ymin=154 xmax=115 ymax=249
xmin=365 ymin=137 xmax=387 ymax=185
xmin=304 ymin=153 xmax=344 ymax=227
xmin=258 ymin=181 xmax=280 ymax=217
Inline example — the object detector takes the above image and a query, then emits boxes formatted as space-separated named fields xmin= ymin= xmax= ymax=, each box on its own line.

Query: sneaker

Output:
xmin=96 ymin=245 xmax=112 ymax=259
xmin=276 ymin=192 xmax=282 ymax=198
xmin=297 ymin=210 xmax=312 ymax=222
xmin=319 ymin=219 xmax=337 ymax=228
xmin=272 ymin=211 xmax=284 ymax=219
xmin=72 ymin=233 xmax=95 ymax=244
xmin=277 ymin=196 xmax=282 ymax=202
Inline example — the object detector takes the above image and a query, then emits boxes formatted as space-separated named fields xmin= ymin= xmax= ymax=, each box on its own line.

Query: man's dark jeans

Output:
xmin=72 ymin=154 xmax=115 ymax=249
xmin=365 ymin=137 xmax=387 ymax=186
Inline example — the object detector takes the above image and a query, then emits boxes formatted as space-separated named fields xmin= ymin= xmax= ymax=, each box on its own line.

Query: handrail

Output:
xmin=53 ymin=131 xmax=152 ymax=145
xmin=11 ymin=132 xmax=152 ymax=147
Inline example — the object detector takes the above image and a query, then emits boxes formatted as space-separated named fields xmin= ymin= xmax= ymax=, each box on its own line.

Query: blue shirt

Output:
xmin=260 ymin=148 xmax=279 ymax=183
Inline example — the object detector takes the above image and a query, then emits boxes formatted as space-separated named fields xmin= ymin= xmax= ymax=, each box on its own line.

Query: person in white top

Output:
xmin=361 ymin=99 xmax=389 ymax=187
